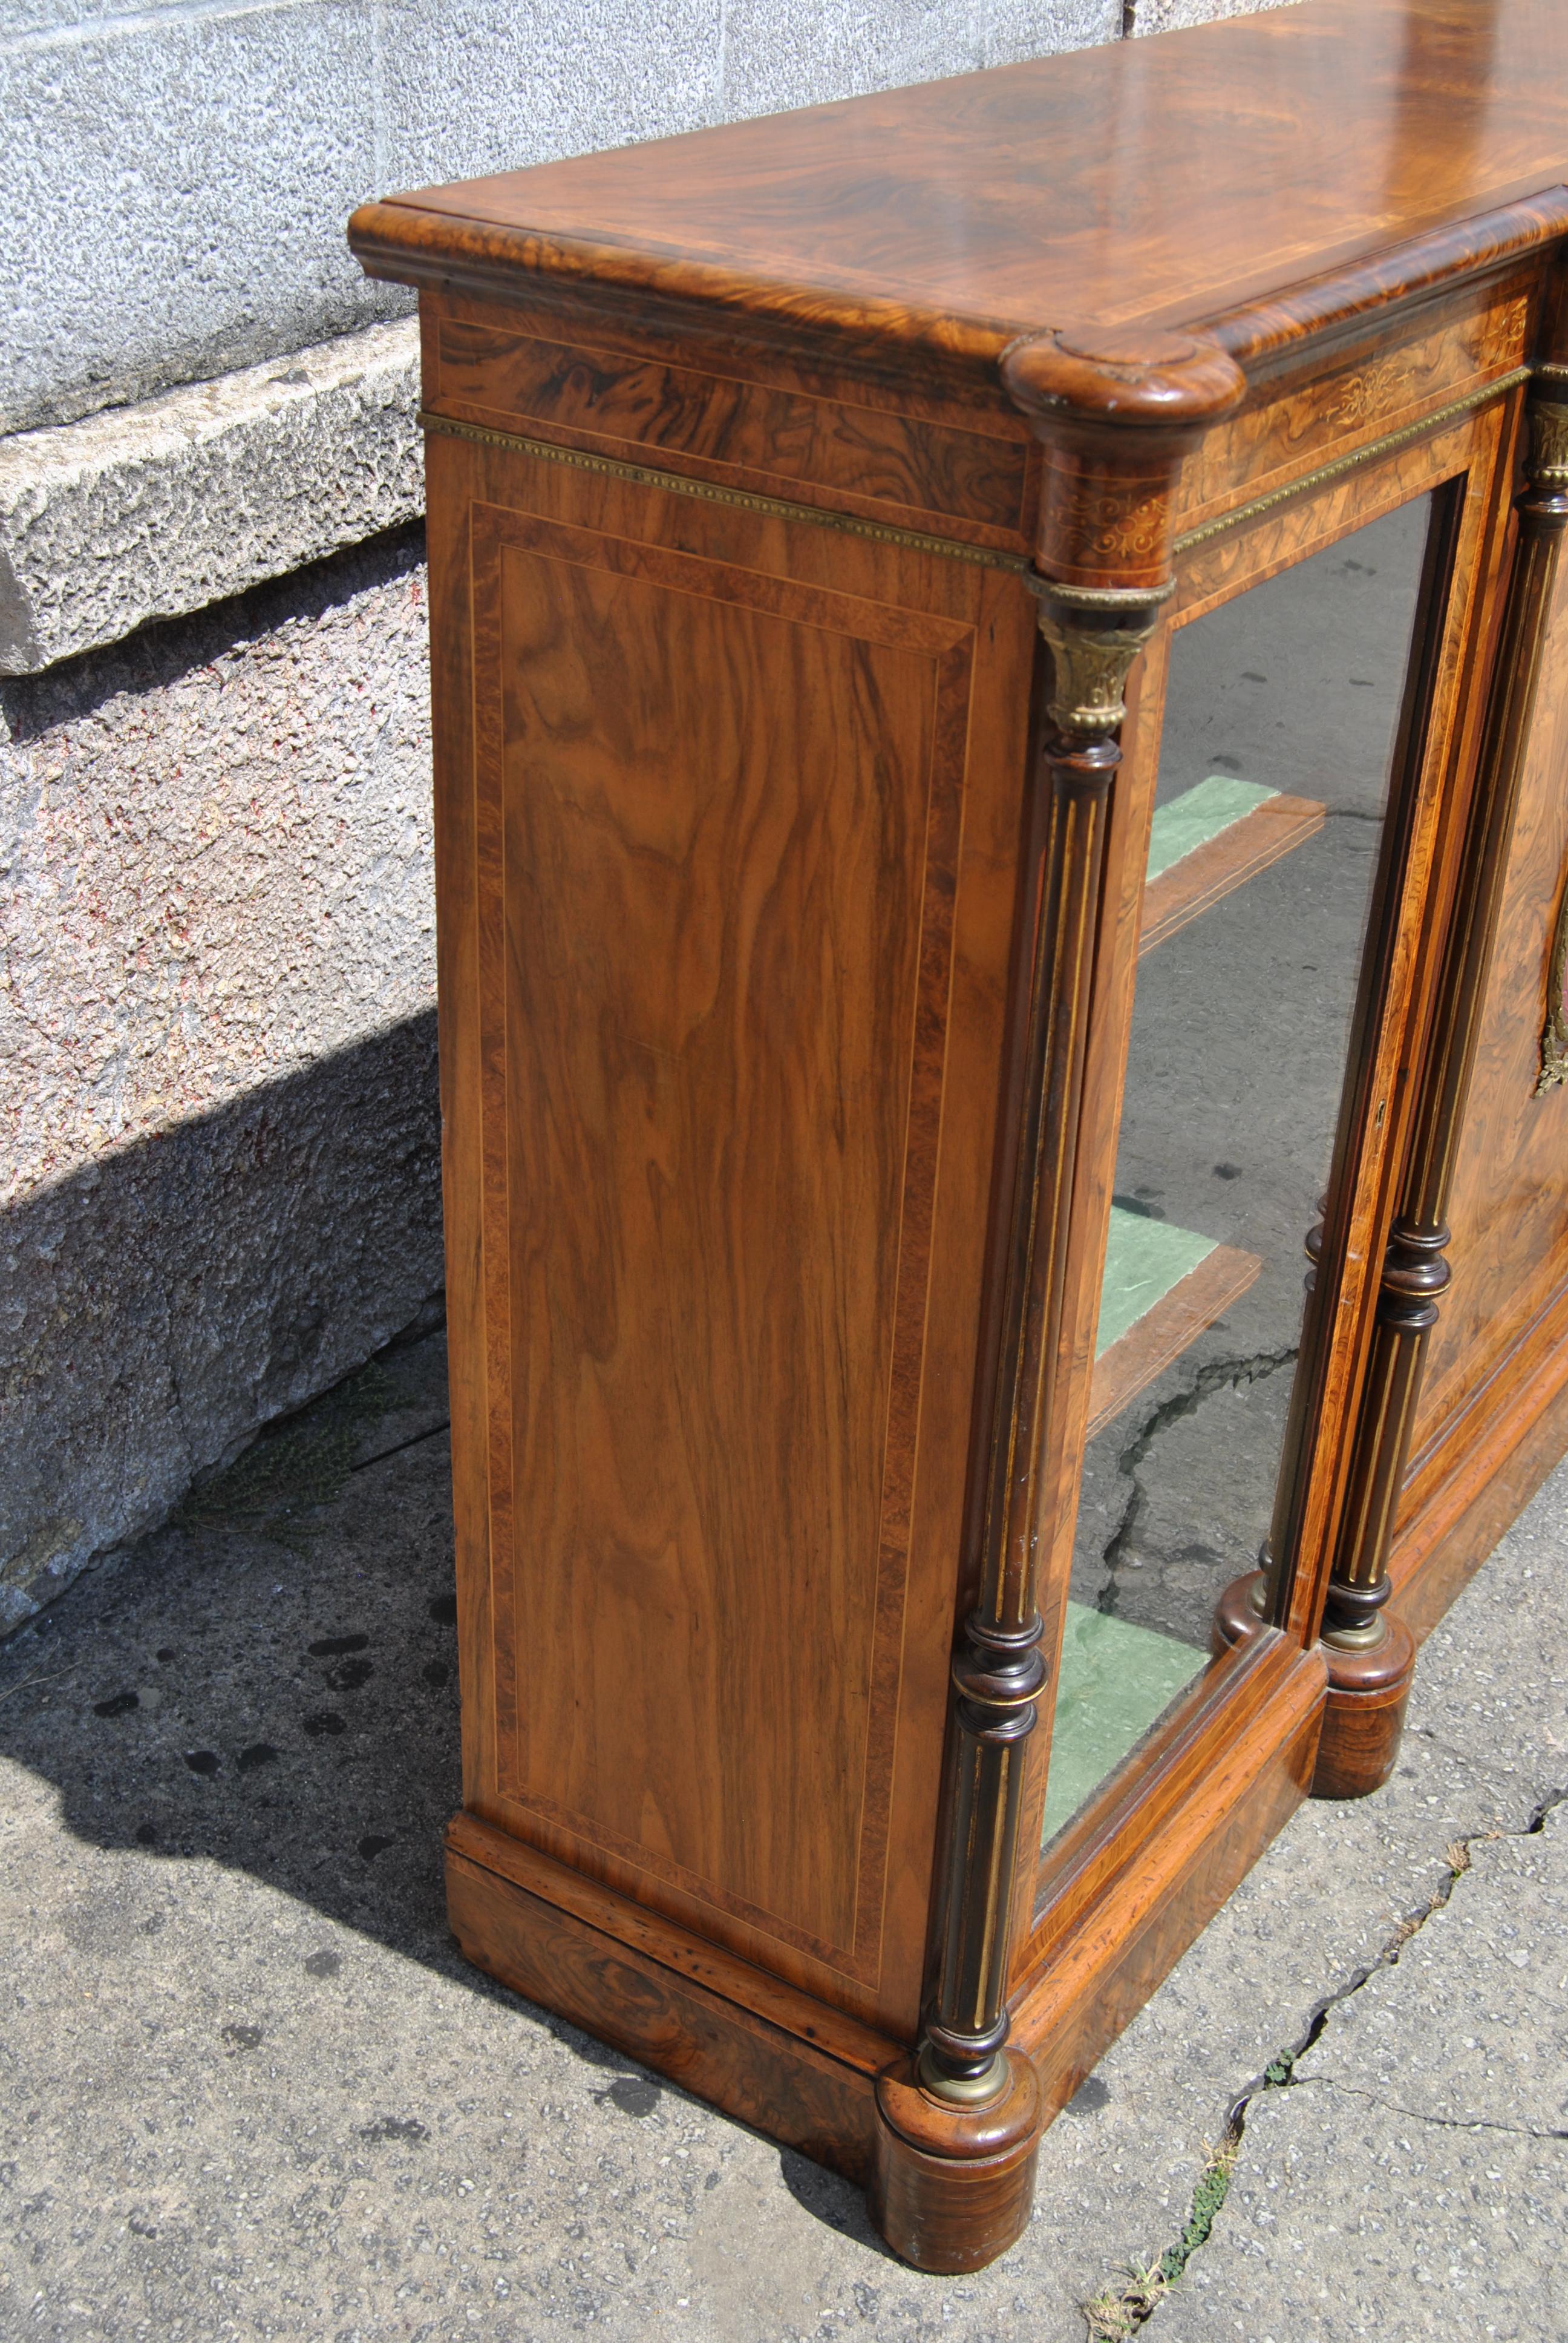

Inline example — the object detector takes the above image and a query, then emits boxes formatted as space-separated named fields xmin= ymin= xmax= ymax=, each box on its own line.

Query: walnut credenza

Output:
xmin=350 ymin=0 xmax=1568 ymax=2271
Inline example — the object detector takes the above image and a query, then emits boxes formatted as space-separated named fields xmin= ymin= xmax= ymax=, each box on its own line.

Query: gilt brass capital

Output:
xmin=1031 ymin=578 xmax=1173 ymax=741
xmin=1527 ymin=396 xmax=1568 ymax=493
xmin=1537 ymin=854 xmax=1568 ymax=1093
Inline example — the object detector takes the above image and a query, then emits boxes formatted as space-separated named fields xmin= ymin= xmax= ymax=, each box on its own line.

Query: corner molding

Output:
xmin=1001 ymin=326 xmax=1246 ymax=592
xmin=1001 ymin=325 xmax=1247 ymax=435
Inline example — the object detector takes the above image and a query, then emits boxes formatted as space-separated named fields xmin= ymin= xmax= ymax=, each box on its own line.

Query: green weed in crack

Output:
xmin=1226 ymin=1830 xmax=1492 ymax=2109
xmin=1228 ymin=1802 xmax=1568 ymax=2143
xmin=1082 ymin=2134 xmax=1240 ymax=2339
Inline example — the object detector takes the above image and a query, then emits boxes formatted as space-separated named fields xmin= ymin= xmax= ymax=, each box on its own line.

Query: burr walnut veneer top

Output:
xmin=352 ymin=0 xmax=1568 ymax=368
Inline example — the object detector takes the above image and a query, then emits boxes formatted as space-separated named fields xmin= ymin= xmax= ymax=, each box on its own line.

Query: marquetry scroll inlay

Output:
xmin=1322 ymin=355 xmax=1423 ymax=431
xmin=1172 ymin=278 xmax=1536 ymax=543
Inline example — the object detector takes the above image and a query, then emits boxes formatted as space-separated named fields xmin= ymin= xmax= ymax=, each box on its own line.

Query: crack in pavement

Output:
xmin=1282 ymin=2073 xmax=1568 ymax=2143
xmin=1218 ymin=1780 xmax=1567 ymax=2129
xmin=1097 ymin=1346 xmax=1298 ymax=1615
xmin=1082 ymin=1780 xmax=1568 ymax=2335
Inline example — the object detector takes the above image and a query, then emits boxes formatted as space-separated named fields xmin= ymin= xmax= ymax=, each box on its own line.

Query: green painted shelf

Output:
xmin=1040 ymin=1602 xmax=1210 ymax=1849
xmin=1040 ymin=771 xmax=1313 ymax=1851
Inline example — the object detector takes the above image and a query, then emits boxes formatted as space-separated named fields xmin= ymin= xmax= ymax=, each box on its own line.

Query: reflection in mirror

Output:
xmin=1040 ymin=493 xmax=1437 ymax=1852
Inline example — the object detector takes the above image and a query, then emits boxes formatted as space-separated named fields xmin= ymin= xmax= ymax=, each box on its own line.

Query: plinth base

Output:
xmin=1212 ymin=1569 xmax=1269 ymax=1657
xmin=1212 ymin=1572 xmax=1415 ymax=1799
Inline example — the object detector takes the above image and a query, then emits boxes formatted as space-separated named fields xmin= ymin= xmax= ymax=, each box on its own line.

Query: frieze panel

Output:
xmin=1175 ymin=278 xmax=1535 ymax=536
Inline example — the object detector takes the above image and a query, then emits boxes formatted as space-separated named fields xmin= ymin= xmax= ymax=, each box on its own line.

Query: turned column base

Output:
xmin=1311 ymin=1610 xmax=1416 ymax=1798
xmin=1212 ymin=1572 xmax=1416 ymax=1798
xmin=870 ymin=2048 xmax=1042 ymax=2273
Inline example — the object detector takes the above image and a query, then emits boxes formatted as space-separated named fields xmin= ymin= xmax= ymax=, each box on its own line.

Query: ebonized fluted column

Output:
xmin=1307 ymin=365 xmax=1568 ymax=1795
xmin=870 ymin=330 xmax=1244 ymax=2275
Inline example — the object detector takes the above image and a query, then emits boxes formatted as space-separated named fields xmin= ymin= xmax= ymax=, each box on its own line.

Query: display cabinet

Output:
xmin=350 ymin=0 xmax=1568 ymax=2272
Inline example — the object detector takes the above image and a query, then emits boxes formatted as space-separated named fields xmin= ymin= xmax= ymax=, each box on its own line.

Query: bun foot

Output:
xmin=1311 ymin=1611 xmax=1416 ymax=1799
xmin=869 ymin=2048 xmax=1042 ymax=2273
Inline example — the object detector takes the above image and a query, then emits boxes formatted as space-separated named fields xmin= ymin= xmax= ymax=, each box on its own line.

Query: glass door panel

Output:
xmin=1040 ymin=492 xmax=1439 ymax=1852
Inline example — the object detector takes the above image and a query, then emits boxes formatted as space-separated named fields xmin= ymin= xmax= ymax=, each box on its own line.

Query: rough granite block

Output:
xmin=0 ymin=1021 xmax=444 ymax=1635
xmin=981 ymin=0 xmax=1122 ymax=70
xmin=717 ymin=0 xmax=1118 ymax=119
xmin=0 ymin=0 xmax=400 ymax=437
xmin=379 ymin=0 xmax=725 ymax=194
xmin=0 ymin=321 xmax=422 ymax=676
xmin=1129 ymin=0 xmax=1295 ymax=34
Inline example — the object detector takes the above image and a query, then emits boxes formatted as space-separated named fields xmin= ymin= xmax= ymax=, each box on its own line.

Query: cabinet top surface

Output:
xmin=353 ymin=0 xmax=1568 ymax=361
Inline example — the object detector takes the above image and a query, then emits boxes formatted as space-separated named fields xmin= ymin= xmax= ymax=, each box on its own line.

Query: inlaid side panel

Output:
xmin=471 ymin=497 xmax=975 ymax=1985
xmin=1408 ymin=545 xmax=1568 ymax=1466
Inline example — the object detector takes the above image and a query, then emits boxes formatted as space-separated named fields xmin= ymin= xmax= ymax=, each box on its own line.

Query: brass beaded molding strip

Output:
xmin=1172 ymin=365 xmax=1534 ymax=556
xmin=424 ymin=365 xmax=1532 ymax=580
xmin=419 ymin=408 xmax=1034 ymax=574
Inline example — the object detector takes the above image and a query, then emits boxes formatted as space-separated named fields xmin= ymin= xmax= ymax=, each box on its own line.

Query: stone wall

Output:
xmin=0 ymin=0 xmax=1287 ymax=1628
xmin=5 ymin=0 xmax=1126 ymax=442
xmin=1 ymin=531 xmax=440 ymax=1628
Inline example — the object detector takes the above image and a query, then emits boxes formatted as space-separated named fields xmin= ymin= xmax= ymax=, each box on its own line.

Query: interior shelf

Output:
xmin=1086 ymin=1205 xmax=1262 ymax=1440
xmin=1139 ymin=775 xmax=1325 ymax=955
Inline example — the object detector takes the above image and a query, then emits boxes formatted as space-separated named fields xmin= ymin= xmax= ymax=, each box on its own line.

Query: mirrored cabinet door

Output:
xmin=1038 ymin=491 xmax=1443 ymax=1851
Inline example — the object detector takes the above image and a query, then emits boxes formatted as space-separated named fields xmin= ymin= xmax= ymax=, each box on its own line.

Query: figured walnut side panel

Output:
xmin=437 ymin=430 xmax=1036 ymax=2034
xmin=480 ymin=509 xmax=962 ymax=1973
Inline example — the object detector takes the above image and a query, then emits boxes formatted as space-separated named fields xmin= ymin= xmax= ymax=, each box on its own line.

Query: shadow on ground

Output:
xmin=3 ymin=1328 xmax=1566 ymax=2339
xmin=0 ymin=1326 xmax=887 ymax=2257
xmin=0 ymin=1330 xmax=466 ymax=1968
